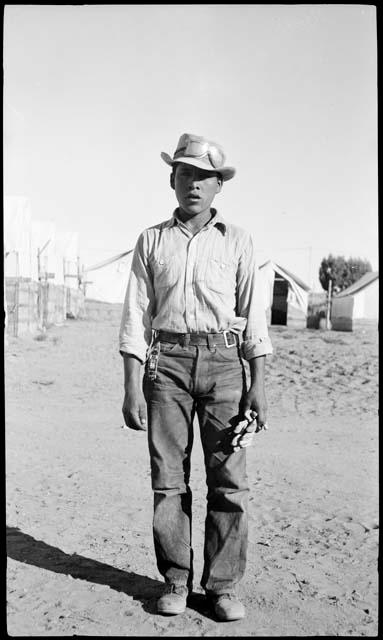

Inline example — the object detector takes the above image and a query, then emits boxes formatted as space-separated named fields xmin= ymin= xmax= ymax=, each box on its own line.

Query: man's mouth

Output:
xmin=186 ymin=194 xmax=200 ymax=201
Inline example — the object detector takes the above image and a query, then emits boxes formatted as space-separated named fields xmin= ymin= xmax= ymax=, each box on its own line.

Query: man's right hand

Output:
xmin=122 ymin=385 xmax=147 ymax=431
xmin=122 ymin=354 xmax=147 ymax=431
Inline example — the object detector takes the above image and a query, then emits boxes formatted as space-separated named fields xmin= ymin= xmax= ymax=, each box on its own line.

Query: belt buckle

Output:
xmin=223 ymin=330 xmax=237 ymax=348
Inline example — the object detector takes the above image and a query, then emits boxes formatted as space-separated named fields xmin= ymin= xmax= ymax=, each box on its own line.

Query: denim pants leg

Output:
xmin=195 ymin=345 xmax=249 ymax=595
xmin=144 ymin=340 xmax=248 ymax=593
xmin=144 ymin=342 xmax=196 ymax=588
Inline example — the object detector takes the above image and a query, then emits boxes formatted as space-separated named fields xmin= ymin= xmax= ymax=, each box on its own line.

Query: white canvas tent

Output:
xmin=30 ymin=222 xmax=80 ymax=287
xmin=4 ymin=195 xmax=84 ymax=335
xmin=83 ymin=250 xmax=133 ymax=303
xmin=30 ymin=218 xmax=56 ymax=282
xmin=331 ymin=272 xmax=379 ymax=331
xmin=4 ymin=196 xmax=33 ymax=278
xmin=259 ymin=260 xmax=310 ymax=328
xmin=4 ymin=196 xmax=80 ymax=286
xmin=59 ymin=232 xmax=80 ymax=289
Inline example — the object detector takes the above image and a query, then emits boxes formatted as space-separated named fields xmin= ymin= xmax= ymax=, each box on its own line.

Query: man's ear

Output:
xmin=216 ymin=177 xmax=223 ymax=194
xmin=170 ymin=172 xmax=175 ymax=190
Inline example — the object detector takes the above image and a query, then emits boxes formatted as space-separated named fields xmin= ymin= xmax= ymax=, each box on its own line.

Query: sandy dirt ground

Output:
xmin=5 ymin=301 xmax=379 ymax=637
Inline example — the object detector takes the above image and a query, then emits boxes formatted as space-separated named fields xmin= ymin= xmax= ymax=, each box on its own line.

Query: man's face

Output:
xmin=171 ymin=163 xmax=222 ymax=216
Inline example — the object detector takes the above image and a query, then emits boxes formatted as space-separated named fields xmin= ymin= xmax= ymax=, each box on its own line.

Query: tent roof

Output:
xmin=259 ymin=260 xmax=310 ymax=291
xmin=84 ymin=249 xmax=133 ymax=273
xmin=335 ymin=271 xmax=379 ymax=298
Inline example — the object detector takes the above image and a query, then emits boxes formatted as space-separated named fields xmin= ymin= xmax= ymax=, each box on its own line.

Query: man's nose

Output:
xmin=188 ymin=170 xmax=200 ymax=187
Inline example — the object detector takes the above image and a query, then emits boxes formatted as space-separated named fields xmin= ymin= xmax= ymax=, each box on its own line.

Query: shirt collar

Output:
xmin=167 ymin=208 xmax=227 ymax=235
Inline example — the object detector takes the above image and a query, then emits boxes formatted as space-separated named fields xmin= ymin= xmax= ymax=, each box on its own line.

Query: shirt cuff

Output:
xmin=119 ymin=348 xmax=145 ymax=365
xmin=241 ymin=336 xmax=273 ymax=360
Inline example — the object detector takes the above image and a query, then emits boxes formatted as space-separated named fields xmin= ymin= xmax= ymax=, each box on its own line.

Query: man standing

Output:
xmin=119 ymin=133 xmax=272 ymax=621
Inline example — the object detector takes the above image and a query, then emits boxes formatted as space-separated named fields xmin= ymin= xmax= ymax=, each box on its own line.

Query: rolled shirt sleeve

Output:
xmin=236 ymin=235 xmax=273 ymax=360
xmin=119 ymin=232 xmax=155 ymax=363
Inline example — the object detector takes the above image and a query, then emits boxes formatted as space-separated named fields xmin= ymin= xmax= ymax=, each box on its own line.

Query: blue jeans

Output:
xmin=143 ymin=339 xmax=249 ymax=595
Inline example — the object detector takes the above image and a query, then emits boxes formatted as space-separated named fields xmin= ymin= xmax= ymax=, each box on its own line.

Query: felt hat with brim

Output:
xmin=161 ymin=133 xmax=236 ymax=181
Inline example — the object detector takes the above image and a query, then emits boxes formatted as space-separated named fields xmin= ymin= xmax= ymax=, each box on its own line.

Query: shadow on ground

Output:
xmin=6 ymin=525 xmax=163 ymax=613
xmin=187 ymin=592 xmax=217 ymax=621
xmin=7 ymin=525 xmax=220 ymax=620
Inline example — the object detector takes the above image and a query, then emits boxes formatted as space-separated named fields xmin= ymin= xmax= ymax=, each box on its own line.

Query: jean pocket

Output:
xmin=159 ymin=341 xmax=180 ymax=354
xmin=213 ymin=345 xmax=241 ymax=363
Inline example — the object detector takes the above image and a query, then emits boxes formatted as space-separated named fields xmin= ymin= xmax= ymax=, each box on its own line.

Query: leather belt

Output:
xmin=156 ymin=330 xmax=239 ymax=349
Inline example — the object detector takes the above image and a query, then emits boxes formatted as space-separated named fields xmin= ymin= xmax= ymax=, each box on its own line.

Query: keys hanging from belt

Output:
xmin=147 ymin=345 xmax=160 ymax=381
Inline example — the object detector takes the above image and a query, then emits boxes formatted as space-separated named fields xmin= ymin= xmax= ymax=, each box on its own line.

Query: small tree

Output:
xmin=319 ymin=255 xmax=372 ymax=293
xmin=345 ymin=257 xmax=373 ymax=289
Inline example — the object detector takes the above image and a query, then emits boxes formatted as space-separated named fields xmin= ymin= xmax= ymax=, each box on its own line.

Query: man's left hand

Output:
xmin=242 ymin=384 xmax=268 ymax=430
xmin=231 ymin=385 xmax=268 ymax=451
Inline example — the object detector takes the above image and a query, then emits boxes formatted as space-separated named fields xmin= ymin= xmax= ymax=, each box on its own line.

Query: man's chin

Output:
xmin=180 ymin=202 xmax=207 ymax=216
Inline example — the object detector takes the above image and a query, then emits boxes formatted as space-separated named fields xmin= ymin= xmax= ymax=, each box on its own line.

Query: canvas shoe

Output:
xmin=156 ymin=583 xmax=189 ymax=615
xmin=210 ymin=593 xmax=245 ymax=621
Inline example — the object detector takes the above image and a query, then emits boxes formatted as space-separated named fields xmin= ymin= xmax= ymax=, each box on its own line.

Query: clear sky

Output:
xmin=4 ymin=4 xmax=378 ymax=290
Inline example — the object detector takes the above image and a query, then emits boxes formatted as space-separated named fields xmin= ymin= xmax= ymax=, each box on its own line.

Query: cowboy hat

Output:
xmin=161 ymin=133 xmax=236 ymax=181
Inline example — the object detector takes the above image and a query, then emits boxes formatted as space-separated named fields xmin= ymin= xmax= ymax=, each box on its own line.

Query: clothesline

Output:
xmin=83 ymin=250 xmax=133 ymax=273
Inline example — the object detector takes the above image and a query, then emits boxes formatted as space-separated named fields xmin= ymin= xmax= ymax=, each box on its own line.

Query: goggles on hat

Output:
xmin=174 ymin=138 xmax=225 ymax=169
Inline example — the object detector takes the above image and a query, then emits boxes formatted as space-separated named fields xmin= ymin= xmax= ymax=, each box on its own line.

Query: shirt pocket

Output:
xmin=205 ymin=257 xmax=237 ymax=295
xmin=151 ymin=255 xmax=179 ymax=289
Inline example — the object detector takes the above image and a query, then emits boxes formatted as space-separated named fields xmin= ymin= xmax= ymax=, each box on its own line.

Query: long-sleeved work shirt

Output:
xmin=119 ymin=209 xmax=273 ymax=363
